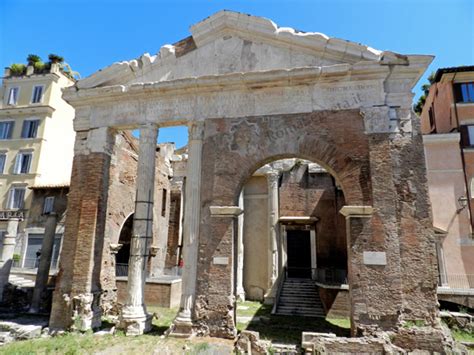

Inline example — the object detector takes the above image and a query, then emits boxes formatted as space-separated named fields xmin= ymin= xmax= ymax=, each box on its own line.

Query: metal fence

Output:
xmin=444 ymin=274 xmax=474 ymax=289
xmin=285 ymin=267 xmax=347 ymax=284
xmin=116 ymin=263 xmax=129 ymax=277
xmin=14 ymin=258 xmax=59 ymax=270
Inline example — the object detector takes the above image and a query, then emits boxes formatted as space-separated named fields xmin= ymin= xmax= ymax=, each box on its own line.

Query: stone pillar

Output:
xmin=0 ymin=218 xmax=19 ymax=302
xmin=340 ymin=205 xmax=374 ymax=336
xmin=265 ymin=170 xmax=279 ymax=304
xmin=50 ymin=127 xmax=115 ymax=331
xmin=119 ymin=124 xmax=158 ymax=335
xmin=30 ymin=213 xmax=58 ymax=313
xmin=236 ymin=191 xmax=245 ymax=301
xmin=170 ymin=121 xmax=204 ymax=337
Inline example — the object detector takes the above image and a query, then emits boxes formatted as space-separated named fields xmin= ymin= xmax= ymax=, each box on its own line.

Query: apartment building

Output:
xmin=420 ymin=66 xmax=474 ymax=304
xmin=0 ymin=61 xmax=75 ymax=268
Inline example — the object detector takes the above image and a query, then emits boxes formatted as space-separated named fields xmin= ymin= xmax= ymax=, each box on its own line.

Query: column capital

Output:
xmin=265 ymin=170 xmax=280 ymax=185
xmin=339 ymin=205 xmax=374 ymax=218
xmin=188 ymin=121 xmax=204 ymax=141
xmin=109 ymin=243 xmax=123 ymax=255
xmin=209 ymin=206 xmax=243 ymax=217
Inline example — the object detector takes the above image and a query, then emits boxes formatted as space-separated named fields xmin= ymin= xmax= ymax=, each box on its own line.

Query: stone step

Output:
xmin=276 ymin=311 xmax=325 ymax=318
xmin=275 ymin=279 xmax=325 ymax=318
xmin=8 ymin=275 xmax=35 ymax=288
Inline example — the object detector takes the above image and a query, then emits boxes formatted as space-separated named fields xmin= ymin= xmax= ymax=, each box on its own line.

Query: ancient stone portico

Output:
xmin=49 ymin=10 xmax=443 ymax=345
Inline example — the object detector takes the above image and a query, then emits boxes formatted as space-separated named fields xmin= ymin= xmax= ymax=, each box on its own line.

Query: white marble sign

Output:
xmin=363 ymin=251 xmax=387 ymax=265
xmin=213 ymin=257 xmax=229 ymax=265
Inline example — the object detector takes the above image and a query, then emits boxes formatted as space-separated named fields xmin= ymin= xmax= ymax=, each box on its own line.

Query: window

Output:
xmin=161 ymin=189 xmax=167 ymax=217
xmin=7 ymin=187 xmax=25 ymax=209
xmin=455 ymin=82 xmax=474 ymax=103
xmin=31 ymin=86 xmax=43 ymax=103
xmin=14 ymin=152 xmax=32 ymax=174
xmin=21 ymin=120 xmax=39 ymax=138
xmin=0 ymin=121 xmax=14 ymax=139
xmin=0 ymin=153 xmax=6 ymax=174
xmin=7 ymin=87 xmax=19 ymax=105
xmin=24 ymin=233 xmax=62 ymax=269
xmin=0 ymin=231 xmax=5 ymax=257
xmin=43 ymin=196 xmax=55 ymax=214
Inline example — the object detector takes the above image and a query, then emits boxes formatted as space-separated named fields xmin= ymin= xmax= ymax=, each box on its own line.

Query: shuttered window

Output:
xmin=21 ymin=120 xmax=39 ymax=138
xmin=0 ymin=121 xmax=14 ymax=139
xmin=7 ymin=87 xmax=19 ymax=105
xmin=7 ymin=187 xmax=25 ymax=209
xmin=14 ymin=152 xmax=32 ymax=174
xmin=31 ymin=86 xmax=43 ymax=103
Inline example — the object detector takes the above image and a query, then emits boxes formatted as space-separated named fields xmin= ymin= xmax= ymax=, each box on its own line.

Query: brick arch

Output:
xmin=195 ymin=110 xmax=372 ymax=337
xmin=201 ymin=109 xmax=371 ymax=208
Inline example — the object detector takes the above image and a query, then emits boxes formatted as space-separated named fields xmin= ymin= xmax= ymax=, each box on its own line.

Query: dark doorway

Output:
xmin=287 ymin=229 xmax=312 ymax=278
xmin=116 ymin=214 xmax=133 ymax=276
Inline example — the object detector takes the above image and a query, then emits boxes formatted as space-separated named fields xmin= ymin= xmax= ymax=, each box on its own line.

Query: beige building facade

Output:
xmin=421 ymin=66 xmax=474 ymax=306
xmin=0 ymin=64 xmax=75 ymax=268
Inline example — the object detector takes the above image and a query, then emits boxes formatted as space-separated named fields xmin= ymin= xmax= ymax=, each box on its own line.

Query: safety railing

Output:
xmin=14 ymin=258 xmax=59 ymax=270
xmin=272 ymin=266 xmax=287 ymax=314
xmin=443 ymin=274 xmax=474 ymax=289
xmin=286 ymin=267 xmax=347 ymax=285
xmin=115 ymin=263 xmax=129 ymax=277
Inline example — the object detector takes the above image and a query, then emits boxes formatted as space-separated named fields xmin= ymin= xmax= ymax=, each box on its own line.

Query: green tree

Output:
xmin=26 ymin=54 xmax=41 ymax=65
xmin=413 ymin=72 xmax=436 ymax=115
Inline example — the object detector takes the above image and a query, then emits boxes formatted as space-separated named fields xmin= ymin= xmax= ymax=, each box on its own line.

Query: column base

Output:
xmin=119 ymin=306 xmax=152 ymax=336
xmin=167 ymin=313 xmax=195 ymax=338
xmin=71 ymin=292 xmax=102 ymax=331
xmin=236 ymin=291 xmax=246 ymax=302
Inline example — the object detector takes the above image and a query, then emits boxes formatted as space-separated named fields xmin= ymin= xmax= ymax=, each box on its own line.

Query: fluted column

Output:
xmin=119 ymin=124 xmax=158 ymax=335
xmin=170 ymin=121 xmax=204 ymax=337
xmin=265 ymin=171 xmax=279 ymax=303
xmin=236 ymin=191 xmax=245 ymax=301
xmin=30 ymin=213 xmax=58 ymax=313
xmin=0 ymin=218 xmax=19 ymax=302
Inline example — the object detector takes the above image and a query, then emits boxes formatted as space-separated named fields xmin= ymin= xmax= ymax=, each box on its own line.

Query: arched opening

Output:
xmin=236 ymin=157 xmax=350 ymax=342
xmin=115 ymin=213 xmax=133 ymax=276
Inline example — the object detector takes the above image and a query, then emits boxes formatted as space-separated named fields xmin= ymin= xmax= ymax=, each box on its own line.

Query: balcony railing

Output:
xmin=442 ymin=274 xmax=474 ymax=289
xmin=13 ymin=258 xmax=59 ymax=270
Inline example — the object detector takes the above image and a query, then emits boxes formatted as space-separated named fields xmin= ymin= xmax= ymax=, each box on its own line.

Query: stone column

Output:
xmin=236 ymin=191 xmax=245 ymax=301
xmin=170 ymin=121 xmax=204 ymax=337
xmin=265 ymin=170 xmax=279 ymax=304
xmin=340 ymin=205 xmax=374 ymax=336
xmin=0 ymin=218 xmax=19 ymax=302
xmin=30 ymin=213 xmax=58 ymax=313
xmin=435 ymin=234 xmax=448 ymax=287
xmin=119 ymin=124 xmax=158 ymax=335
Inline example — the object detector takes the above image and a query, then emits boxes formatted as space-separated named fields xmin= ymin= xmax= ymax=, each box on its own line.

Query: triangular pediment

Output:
xmin=78 ymin=11 xmax=389 ymax=89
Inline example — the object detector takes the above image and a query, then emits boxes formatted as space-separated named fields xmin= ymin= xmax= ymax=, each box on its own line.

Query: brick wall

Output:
xmin=165 ymin=188 xmax=182 ymax=269
xmin=50 ymin=130 xmax=114 ymax=329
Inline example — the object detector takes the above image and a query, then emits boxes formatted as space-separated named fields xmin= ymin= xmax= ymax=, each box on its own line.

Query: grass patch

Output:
xmin=1 ymin=307 xmax=182 ymax=354
xmin=451 ymin=329 xmax=474 ymax=342
xmin=236 ymin=300 xmax=350 ymax=345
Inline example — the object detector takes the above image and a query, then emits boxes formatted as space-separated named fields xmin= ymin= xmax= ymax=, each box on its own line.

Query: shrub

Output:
xmin=48 ymin=53 xmax=64 ymax=64
xmin=9 ymin=63 xmax=26 ymax=76
xmin=26 ymin=54 xmax=41 ymax=65
xmin=33 ymin=61 xmax=46 ymax=72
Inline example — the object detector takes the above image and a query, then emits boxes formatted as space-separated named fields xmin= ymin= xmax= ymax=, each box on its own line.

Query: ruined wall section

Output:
xmin=196 ymin=111 xmax=371 ymax=337
xmin=391 ymin=111 xmax=438 ymax=324
xmin=100 ymin=131 xmax=138 ymax=314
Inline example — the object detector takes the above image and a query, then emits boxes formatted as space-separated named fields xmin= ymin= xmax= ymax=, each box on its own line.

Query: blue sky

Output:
xmin=1 ymin=0 xmax=472 ymax=147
